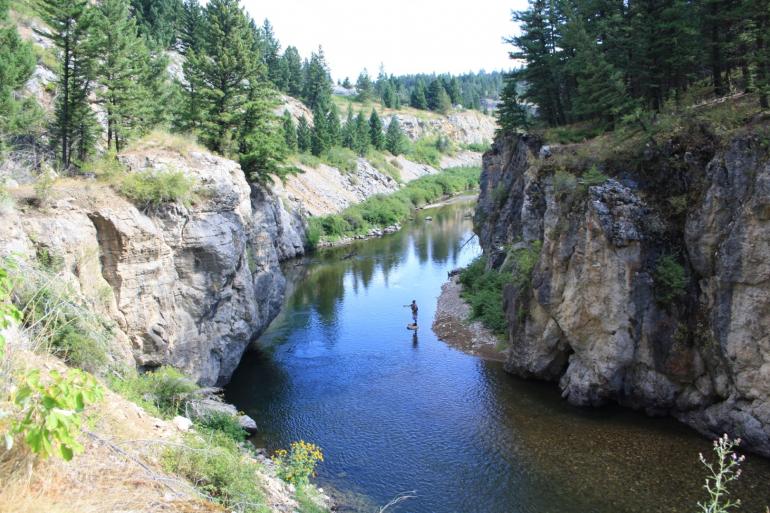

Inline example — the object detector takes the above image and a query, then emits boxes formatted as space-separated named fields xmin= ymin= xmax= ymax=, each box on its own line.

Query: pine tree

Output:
xmin=356 ymin=69 xmax=373 ymax=102
xmin=341 ymin=104 xmax=355 ymax=149
xmin=178 ymin=0 xmax=205 ymax=54
xmin=302 ymin=47 xmax=332 ymax=110
xmin=296 ymin=115 xmax=311 ymax=152
xmin=91 ymin=0 xmax=154 ymax=152
xmin=279 ymin=46 xmax=303 ymax=97
xmin=427 ymin=80 xmax=451 ymax=113
xmin=385 ymin=116 xmax=406 ymax=155
xmin=447 ymin=77 xmax=462 ymax=105
xmin=410 ymin=79 xmax=428 ymax=109
xmin=0 ymin=0 xmax=36 ymax=142
xmin=369 ymin=109 xmax=384 ymax=150
xmin=237 ymin=80 xmax=287 ymax=182
xmin=185 ymin=0 xmax=258 ymax=155
xmin=510 ymin=0 xmax=568 ymax=126
xmin=496 ymin=74 xmax=529 ymax=133
xmin=130 ymin=0 xmax=182 ymax=49
xmin=311 ymin=103 xmax=329 ymax=156
xmin=342 ymin=77 xmax=353 ymax=90
xmin=563 ymin=8 xmax=633 ymax=127
xmin=259 ymin=19 xmax=282 ymax=86
xmin=354 ymin=111 xmax=369 ymax=156
xmin=282 ymin=110 xmax=297 ymax=152
xmin=326 ymin=102 xmax=341 ymax=147
xmin=34 ymin=0 xmax=97 ymax=168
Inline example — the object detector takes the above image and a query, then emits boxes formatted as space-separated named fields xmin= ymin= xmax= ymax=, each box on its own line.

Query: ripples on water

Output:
xmin=227 ymin=198 xmax=770 ymax=513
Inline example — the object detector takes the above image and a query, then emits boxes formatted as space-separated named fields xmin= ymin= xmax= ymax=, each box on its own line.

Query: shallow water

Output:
xmin=227 ymin=198 xmax=770 ymax=513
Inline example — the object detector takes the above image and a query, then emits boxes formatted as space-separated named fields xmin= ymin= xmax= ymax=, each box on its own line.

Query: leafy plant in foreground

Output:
xmin=9 ymin=368 xmax=103 ymax=460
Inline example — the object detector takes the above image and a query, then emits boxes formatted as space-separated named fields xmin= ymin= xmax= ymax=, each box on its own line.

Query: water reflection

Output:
xmin=227 ymin=197 xmax=770 ymax=513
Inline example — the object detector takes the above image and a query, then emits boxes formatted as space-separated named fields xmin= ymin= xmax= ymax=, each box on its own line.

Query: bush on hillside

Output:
xmin=109 ymin=366 xmax=198 ymax=418
xmin=119 ymin=169 xmax=195 ymax=208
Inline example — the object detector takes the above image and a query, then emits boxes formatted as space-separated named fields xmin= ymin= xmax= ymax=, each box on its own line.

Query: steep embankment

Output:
xmin=473 ymin=130 xmax=770 ymax=455
xmin=0 ymin=142 xmax=303 ymax=386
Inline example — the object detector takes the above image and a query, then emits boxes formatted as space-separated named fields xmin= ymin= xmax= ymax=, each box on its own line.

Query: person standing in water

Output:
xmin=404 ymin=300 xmax=418 ymax=329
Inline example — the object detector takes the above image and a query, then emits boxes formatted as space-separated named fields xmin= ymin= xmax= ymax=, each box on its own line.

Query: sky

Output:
xmin=241 ymin=0 xmax=527 ymax=81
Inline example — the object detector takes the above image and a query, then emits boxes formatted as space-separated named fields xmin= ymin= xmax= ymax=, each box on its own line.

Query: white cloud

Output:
xmin=241 ymin=0 xmax=527 ymax=81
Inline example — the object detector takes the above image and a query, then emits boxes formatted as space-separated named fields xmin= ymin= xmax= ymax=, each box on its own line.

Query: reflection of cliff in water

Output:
xmin=279 ymin=200 xmax=476 ymax=332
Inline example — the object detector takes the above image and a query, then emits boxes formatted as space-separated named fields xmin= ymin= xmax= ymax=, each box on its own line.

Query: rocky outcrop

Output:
xmin=0 ymin=146 xmax=305 ymax=386
xmin=384 ymin=109 xmax=496 ymax=144
xmin=474 ymin=133 xmax=770 ymax=455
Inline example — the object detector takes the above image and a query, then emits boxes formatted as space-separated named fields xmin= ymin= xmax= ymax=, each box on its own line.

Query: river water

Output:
xmin=226 ymin=197 xmax=770 ymax=513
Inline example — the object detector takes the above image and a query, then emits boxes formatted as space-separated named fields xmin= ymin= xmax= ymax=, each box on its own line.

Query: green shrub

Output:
xmin=321 ymin=146 xmax=358 ymax=173
xmin=83 ymin=152 xmax=125 ymax=182
xmin=16 ymin=265 xmax=112 ymax=373
xmin=581 ymin=165 xmax=609 ymax=186
xmin=305 ymin=218 xmax=322 ymax=249
xmin=50 ymin=324 xmax=108 ymax=373
xmin=464 ymin=141 xmax=491 ymax=152
xmin=296 ymin=486 xmax=329 ymax=513
xmin=119 ymin=169 xmax=195 ymax=208
xmin=9 ymin=368 xmax=103 ymax=460
xmin=272 ymin=440 xmax=324 ymax=487
xmin=196 ymin=412 xmax=247 ymax=444
xmin=553 ymin=170 xmax=578 ymax=198
xmin=162 ymin=430 xmax=266 ymax=513
xmin=0 ymin=263 xmax=21 ymax=362
xmin=459 ymin=257 xmax=510 ymax=335
xmin=697 ymin=435 xmax=745 ymax=513
xmin=33 ymin=168 xmax=55 ymax=207
xmin=298 ymin=153 xmax=322 ymax=168
xmin=492 ymin=184 xmax=508 ymax=207
xmin=367 ymin=150 xmax=402 ymax=182
xmin=508 ymin=241 xmax=542 ymax=288
xmin=654 ymin=255 xmax=687 ymax=305
xmin=406 ymin=137 xmax=443 ymax=167
xmin=109 ymin=366 xmax=198 ymax=418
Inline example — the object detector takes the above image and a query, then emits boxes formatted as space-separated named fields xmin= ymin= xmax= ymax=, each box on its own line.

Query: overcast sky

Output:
xmin=241 ymin=0 xmax=527 ymax=81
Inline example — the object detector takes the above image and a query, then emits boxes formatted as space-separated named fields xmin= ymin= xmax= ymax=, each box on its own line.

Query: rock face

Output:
xmin=383 ymin=109 xmax=496 ymax=144
xmin=474 ymin=133 xmax=770 ymax=455
xmin=0 ymin=146 xmax=305 ymax=386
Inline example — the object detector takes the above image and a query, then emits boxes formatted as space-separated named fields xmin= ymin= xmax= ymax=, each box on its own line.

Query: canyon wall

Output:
xmin=474 ymin=133 xmax=770 ymax=455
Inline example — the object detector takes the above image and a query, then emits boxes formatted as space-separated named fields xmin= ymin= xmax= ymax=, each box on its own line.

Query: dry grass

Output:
xmin=124 ymin=131 xmax=206 ymax=158
xmin=0 ymin=345 xmax=222 ymax=513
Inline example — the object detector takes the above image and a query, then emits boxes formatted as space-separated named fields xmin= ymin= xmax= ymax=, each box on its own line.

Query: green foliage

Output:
xmin=367 ymin=150 xmax=401 ymax=182
xmin=196 ymin=412 xmax=247 ymax=444
xmin=272 ymin=440 xmax=324 ymax=487
xmin=654 ymin=254 xmax=687 ymax=305
xmin=0 ymin=0 xmax=36 ymax=144
xmin=119 ymin=169 xmax=196 ymax=208
xmin=697 ymin=435 xmax=745 ymax=513
xmin=296 ymin=486 xmax=329 ymax=513
xmin=406 ymin=137 xmax=444 ymax=167
xmin=9 ymin=368 xmax=103 ymax=460
xmin=297 ymin=116 xmax=312 ymax=153
xmin=15 ymin=259 xmax=113 ymax=373
xmin=0 ymin=262 xmax=22 ymax=361
xmin=458 ymin=257 xmax=509 ymax=335
xmin=492 ymin=184 xmax=508 ymax=208
xmin=34 ymin=0 xmax=98 ymax=168
xmin=109 ymin=366 xmax=197 ymax=418
xmin=304 ymin=217 xmax=322 ymax=250
xmin=162 ymin=429 xmax=267 ymax=513
xmin=581 ymin=166 xmax=609 ymax=186
xmin=353 ymin=111 xmax=369 ymax=156
xmin=507 ymin=241 xmax=542 ymax=289
xmin=496 ymin=73 xmax=529 ymax=133
xmin=33 ymin=168 xmax=56 ymax=208
xmin=321 ymin=146 xmax=357 ymax=173
xmin=385 ymin=117 xmax=406 ymax=156
xmin=297 ymin=152 xmax=321 ymax=168
xmin=463 ymin=141 xmax=491 ymax=153
xmin=355 ymin=69 xmax=374 ymax=102
xmin=553 ymin=169 xmax=578 ymax=198
xmin=311 ymin=167 xmax=479 ymax=242
xmin=368 ymin=109 xmax=384 ymax=150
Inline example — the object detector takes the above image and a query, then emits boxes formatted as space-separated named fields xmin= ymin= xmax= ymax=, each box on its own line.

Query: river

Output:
xmin=226 ymin=197 xmax=770 ymax=513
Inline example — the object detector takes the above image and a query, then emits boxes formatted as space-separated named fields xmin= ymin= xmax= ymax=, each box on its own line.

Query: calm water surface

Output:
xmin=227 ymin=198 xmax=770 ymax=513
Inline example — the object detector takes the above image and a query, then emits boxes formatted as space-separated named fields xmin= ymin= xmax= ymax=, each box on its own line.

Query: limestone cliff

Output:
xmin=0 ymin=146 xmax=304 ymax=386
xmin=474 ymin=132 xmax=770 ymax=455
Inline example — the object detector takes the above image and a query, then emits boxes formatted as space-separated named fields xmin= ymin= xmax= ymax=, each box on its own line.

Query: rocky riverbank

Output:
xmin=433 ymin=274 xmax=507 ymax=362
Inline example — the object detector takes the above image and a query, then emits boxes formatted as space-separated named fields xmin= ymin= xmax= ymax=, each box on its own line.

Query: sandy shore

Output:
xmin=432 ymin=275 xmax=508 ymax=362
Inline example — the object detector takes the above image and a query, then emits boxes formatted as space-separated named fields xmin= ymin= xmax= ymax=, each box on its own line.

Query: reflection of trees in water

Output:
xmin=284 ymin=201 xmax=475 ymax=328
